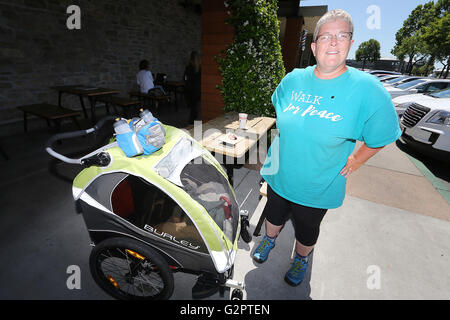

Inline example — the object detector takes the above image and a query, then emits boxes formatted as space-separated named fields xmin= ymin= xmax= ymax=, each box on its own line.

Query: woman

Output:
xmin=253 ymin=9 xmax=401 ymax=287
xmin=184 ymin=51 xmax=202 ymax=124
xmin=137 ymin=59 xmax=155 ymax=94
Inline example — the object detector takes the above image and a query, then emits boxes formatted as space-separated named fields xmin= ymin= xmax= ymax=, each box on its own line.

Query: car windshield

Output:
xmin=395 ymin=79 xmax=426 ymax=89
xmin=395 ymin=77 xmax=422 ymax=85
xmin=381 ymin=76 xmax=399 ymax=82
xmin=385 ymin=76 xmax=408 ymax=84
xmin=427 ymin=88 xmax=450 ymax=98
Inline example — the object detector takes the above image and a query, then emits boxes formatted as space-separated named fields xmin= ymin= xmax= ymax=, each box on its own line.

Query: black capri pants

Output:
xmin=262 ymin=184 xmax=327 ymax=247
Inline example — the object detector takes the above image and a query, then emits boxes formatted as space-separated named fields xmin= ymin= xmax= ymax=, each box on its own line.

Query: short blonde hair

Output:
xmin=313 ymin=9 xmax=354 ymax=42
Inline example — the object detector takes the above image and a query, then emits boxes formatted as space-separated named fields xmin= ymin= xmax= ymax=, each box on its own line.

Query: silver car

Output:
xmin=388 ymin=79 xmax=450 ymax=99
xmin=383 ymin=76 xmax=423 ymax=87
xmin=397 ymin=89 xmax=450 ymax=158
xmin=393 ymin=88 xmax=450 ymax=116
xmin=379 ymin=75 xmax=402 ymax=82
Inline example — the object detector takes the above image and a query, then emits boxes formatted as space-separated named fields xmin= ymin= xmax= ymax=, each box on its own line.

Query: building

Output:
xmin=201 ymin=0 xmax=326 ymax=120
xmin=296 ymin=5 xmax=328 ymax=69
xmin=347 ymin=56 xmax=402 ymax=72
xmin=0 ymin=0 xmax=328 ymax=132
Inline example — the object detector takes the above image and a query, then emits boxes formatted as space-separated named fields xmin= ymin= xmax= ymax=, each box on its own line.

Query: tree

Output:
xmin=411 ymin=64 xmax=428 ymax=76
xmin=216 ymin=0 xmax=285 ymax=117
xmin=393 ymin=34 xmax=426 ymax=74
xmin=391 ymin=1 xmax=436 ymax=74
xmin=355 ymin=39 xmax=381 ymax=70
xmin=391 ymin=0 xmax=449 ymax=75
xmin=422 ymin=12 xmax=450 ymax=78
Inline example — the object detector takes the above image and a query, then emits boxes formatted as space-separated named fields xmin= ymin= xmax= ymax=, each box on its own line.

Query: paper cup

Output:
xmin=239 ymin=113 xmax=248 ymax=129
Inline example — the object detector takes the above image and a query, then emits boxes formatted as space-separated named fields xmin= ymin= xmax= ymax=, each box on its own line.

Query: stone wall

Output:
xmin=0 ymin=0 xmax=201 ymax=134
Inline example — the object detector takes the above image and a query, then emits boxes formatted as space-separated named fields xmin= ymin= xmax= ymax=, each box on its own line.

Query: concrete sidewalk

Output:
xmin=347 ymin=141 xmax=449 ymax=222
xmin=232 ymin=194 xmax=450 ymax=300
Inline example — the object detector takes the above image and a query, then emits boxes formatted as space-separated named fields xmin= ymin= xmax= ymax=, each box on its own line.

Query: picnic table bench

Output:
xmin=16 ymin=103 xmax=81 ymax=132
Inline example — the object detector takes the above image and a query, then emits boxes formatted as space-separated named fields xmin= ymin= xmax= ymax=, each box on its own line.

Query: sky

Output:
xmin=300 ymin=0 xmax=441 ymax=66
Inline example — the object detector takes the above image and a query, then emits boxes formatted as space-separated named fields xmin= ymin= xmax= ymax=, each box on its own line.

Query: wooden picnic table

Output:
xmin=187 ymin=112 xmax=276 ymax=185
xmin=51 ymin=85 xmax=119 ymax=121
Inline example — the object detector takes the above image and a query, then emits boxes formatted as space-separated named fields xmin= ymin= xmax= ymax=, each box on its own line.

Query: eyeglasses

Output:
xmin=315 ymin=32 xmax=353 ymax=44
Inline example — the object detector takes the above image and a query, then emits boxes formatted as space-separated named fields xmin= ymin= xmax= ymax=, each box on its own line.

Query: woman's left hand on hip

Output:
xmin=340 ymin=155 xmax=363 ymax=178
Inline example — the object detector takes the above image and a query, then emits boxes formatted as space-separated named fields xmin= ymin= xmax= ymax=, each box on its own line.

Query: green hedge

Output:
xmin=216 ymin=0 xmax=285 ymax=117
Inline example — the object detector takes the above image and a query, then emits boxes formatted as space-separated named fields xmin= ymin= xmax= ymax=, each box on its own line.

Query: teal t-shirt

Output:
xmin=261 ymin=66 xmax=401 ymax=209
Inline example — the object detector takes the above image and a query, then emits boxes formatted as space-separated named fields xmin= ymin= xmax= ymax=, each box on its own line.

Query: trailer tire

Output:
xmin=89 ymin=237 xmax=174 ymax=300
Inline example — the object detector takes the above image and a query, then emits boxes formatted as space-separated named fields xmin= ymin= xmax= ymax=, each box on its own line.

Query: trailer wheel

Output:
xmin=89 ymin=237 xmax=174 ymax=300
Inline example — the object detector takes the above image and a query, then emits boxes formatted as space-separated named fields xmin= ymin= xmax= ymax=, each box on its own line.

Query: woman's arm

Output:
xmin=340 ymin=143 xmax=384 ymax=178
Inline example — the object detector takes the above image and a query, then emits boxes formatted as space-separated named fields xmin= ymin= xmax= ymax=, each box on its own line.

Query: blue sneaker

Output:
xmin=252 ymin=235 xmax=275 ymax=263
xmin=284 ymin=254 xmax=309 ymax=286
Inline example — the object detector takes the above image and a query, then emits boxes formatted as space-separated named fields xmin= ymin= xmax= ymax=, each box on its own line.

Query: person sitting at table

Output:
xmin=137 ymin=60 xmax=166 ymax=95
xmin=137 ymin=60 xmax=154 ymax=94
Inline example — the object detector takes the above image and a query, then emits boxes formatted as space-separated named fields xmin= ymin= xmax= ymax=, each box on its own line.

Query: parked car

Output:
xmin=390 ymin=76 xmax=424 ymax=86
xmin=393 ymin=88 xmax=450 ymax=116
xmin=369 ymin=70 xmax=401 ymax=76
xmin=375 ymin=74 xmax=391 ymax=78
xmin=380 ymin=75 xmax=402 ymax=82
xmin=387 ymin=79 xmax=450 ymax=99
xmin=397 ymin=88 xmax=450 ymax=159
xmin=383 ymin=76 xmax=423 ymax=87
